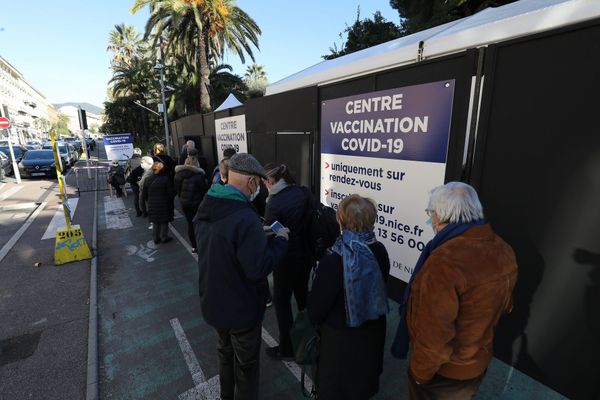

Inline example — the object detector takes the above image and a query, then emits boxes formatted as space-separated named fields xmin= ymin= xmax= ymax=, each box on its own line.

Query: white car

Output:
xmin=42 ymin=142 xmax=78 ymax=168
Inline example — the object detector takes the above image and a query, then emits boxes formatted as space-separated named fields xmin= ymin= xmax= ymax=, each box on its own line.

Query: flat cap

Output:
xmin=228 ymin=153 xmax=267 ymax=179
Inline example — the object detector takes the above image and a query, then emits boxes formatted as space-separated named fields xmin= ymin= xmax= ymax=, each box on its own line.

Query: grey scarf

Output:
xmin=266 ymin=179 xmax=289 ymax=203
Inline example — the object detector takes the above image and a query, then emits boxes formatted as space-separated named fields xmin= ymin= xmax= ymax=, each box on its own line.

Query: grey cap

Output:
xmin=228 ymin=153 xmax=267 ymax=179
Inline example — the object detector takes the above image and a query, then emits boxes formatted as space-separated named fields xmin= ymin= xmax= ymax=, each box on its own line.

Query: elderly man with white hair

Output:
xmin=179 ymin=139 xmax=196 ymax=165
xmin=392 ymin=181 xmax=518 ymax=400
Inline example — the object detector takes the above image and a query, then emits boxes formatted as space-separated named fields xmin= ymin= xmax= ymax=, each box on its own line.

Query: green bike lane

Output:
xmin=96 ymin=189 xmax=566 ymax=399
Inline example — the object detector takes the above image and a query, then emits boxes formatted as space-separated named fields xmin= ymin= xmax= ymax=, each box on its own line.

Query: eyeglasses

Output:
xmin=425 ymin=209 xmax=435 ymax=217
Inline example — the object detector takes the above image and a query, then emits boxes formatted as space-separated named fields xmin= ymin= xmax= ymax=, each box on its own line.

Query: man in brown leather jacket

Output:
xmin=407 ymin=182 xmax=518 ymax=399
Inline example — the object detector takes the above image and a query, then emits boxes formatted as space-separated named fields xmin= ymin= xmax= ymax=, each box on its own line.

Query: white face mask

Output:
xmin=249 ymin=179 xmax=261 ymax=201
xmin=141 ymin=163 xmax=151 ymax=171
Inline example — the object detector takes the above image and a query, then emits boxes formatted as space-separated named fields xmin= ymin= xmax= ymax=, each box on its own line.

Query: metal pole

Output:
xmin=159 ymin=46 xmax=171 ymax=155
xmin=81 ymin=129 xmax=92 ymax=179
xmin=5 ymin=129 xmax=21 ymax=184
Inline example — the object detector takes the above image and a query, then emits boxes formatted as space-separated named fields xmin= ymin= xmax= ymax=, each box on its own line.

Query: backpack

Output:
xmin=300 ymin=186 xmax=340 ymax=262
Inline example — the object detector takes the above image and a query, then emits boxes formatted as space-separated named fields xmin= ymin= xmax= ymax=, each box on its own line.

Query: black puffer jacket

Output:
xmin=264 ymin=185 xmax=308 ymax=258
xmin=142 ymin=172 xmax=175 ymax=223
xmin=174 ymin=165 xmax=207 ymax=206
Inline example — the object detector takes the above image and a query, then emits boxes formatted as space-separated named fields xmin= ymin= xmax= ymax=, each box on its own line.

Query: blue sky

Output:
xmin=0 ymin=1 xmax=400 ymax=108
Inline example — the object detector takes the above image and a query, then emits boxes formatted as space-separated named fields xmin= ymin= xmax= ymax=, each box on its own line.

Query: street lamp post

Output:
xmin=156 ymin=44 xmax=171 ymax=156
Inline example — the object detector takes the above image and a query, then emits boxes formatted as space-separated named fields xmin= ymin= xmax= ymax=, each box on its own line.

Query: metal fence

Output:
xmin=70 ymin=161 xmax=110 ymax=195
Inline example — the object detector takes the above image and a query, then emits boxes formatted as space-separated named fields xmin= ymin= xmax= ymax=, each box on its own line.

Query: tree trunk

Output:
xmin=198 ymin=30 xmax=211 ymax=113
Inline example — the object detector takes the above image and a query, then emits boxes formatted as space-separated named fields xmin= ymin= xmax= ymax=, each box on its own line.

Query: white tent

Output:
xmin=214 ymin=93 xmax=243 ymax=111
xmin=267 ymin=0 xmax=600 ymax=96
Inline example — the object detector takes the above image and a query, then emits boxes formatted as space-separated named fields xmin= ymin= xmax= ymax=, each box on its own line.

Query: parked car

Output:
xmin=25 ymin=141 xmax=42 ymax=149
xmin=0 ymin=150 xmax=13 ymax=177
xmin=65 ymin=137 xmax=83 ymax=153
xmin=42 ymin=142 xmax=78 ymax=168
xmin=18 ymin=149 xmax=60 ymax=178
xmin=0 ymin=145 xmax=28 ymax=163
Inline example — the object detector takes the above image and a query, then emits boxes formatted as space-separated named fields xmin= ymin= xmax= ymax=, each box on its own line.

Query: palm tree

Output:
xmin=131 ymin=0 xmax=261 ymax=112
xmin=107 ymin=24 xmax=143 ymax=69
xmin=244 ymin=63 xmax=268 ymax=98
xmin=210 ymin=64 xmax=246 ymax=109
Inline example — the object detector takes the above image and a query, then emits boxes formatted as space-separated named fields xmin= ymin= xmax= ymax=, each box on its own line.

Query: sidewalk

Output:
xmin=95 ymin=185 xmax=564 ymax=400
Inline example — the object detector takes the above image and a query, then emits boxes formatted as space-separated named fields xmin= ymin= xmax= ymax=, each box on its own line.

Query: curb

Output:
xmin=86 ymin=162 xmax=99 ymax=400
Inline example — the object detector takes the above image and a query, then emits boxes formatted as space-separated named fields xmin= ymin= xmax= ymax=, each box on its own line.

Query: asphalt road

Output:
xmin=0 ymin=149 xmax=99 ymax=399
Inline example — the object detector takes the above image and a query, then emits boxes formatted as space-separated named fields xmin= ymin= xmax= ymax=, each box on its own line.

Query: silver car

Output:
xmin=0 ymin=150 xmax=13 ymax=177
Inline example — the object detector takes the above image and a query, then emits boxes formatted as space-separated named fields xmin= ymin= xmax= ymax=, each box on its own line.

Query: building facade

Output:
xmin=0 ymin=55 xmax=54 ymax=143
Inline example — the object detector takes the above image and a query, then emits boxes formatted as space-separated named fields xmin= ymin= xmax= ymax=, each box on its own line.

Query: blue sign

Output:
xmin=103 ymin=133 xmax=133 ymax=146
xmin=103 ymin=133 xmax=134 ymax=161
xmin=320 ymin=80 xmax=455 ymax=163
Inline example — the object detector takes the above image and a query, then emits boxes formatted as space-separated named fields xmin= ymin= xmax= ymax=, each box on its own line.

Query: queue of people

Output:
xmin=117 ymin=143 xmax=517 ymax=400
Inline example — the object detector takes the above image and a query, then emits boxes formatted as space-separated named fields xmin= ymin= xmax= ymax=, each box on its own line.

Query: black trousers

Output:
xmin=408 ymin=372 xmax=484 ymax=400
xmin=152 ymin=222 xmax=169 ymax=242
xmin=131 ymin=185 xmax=141 ymax=215
xmin=111 ymin=181 xmax=123 ymax=196
xmin=216 ymin=325 xmax=262 ymax=400
xmin=272 ymin=256 xmax=311 ymax=353
xmin=181 ymin=203 xmax=199 ymax=249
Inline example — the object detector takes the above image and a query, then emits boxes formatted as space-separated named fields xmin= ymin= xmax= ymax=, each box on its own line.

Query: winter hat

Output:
xmin=228 ymin=153 xmax=266 ymax=179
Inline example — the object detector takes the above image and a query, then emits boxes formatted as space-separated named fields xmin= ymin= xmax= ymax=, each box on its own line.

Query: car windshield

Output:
xmin=0 ymin=146 xmax=23 ymax=156
xmin=42 ymin=144 xmax=67 ymax=153
xmin=24 ymin=150 xmax=54 ymax=160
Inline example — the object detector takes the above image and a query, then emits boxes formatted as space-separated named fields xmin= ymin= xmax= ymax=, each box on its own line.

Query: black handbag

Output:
xmin=290 ymin=310 xmax=319 ymax=365
xmin=290 ymin=309 xmax=319 ymax=398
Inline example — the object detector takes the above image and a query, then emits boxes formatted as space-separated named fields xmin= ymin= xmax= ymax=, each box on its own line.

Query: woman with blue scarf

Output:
xmin=307 ymin=194 xmax=389 ymax=400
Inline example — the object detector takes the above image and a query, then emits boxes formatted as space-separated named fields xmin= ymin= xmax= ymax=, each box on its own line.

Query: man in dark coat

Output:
xmin=193 ymin=153 xmax=289 ymax=400
xmin=142 ymin=161 xmax=175 ymax=244
xmin=178 ymin=140 xmax=196 ymax=165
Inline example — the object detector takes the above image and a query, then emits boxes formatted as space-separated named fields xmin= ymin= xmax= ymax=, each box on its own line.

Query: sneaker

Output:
xmin=266 ymin=300 xmax=273 ymax=308
xmin=191 ymin=248 xmax=197 ymax=254
xmin=265 ymin=346 xmax=294 ymax=360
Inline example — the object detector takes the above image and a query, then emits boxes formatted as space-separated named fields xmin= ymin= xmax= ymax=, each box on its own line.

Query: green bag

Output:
xmin=290 ymin=309 xmax=319 ymax=398
xmin=290 ymin=310 xmax=319 ymax=365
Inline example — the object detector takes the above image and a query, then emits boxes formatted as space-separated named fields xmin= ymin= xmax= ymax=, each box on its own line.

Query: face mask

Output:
xmin=426 ymin=217 xmax=437 ymax=234
xmin=249 ymin=179 xmax=260 ymax=201
xmin=141 ymin=163 xmax=151 ymax=171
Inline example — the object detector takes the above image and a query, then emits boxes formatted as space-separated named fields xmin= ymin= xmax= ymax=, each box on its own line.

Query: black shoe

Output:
xmin=136 ymin=212 xmax=142 ymax=217
xmin=266 ymin=300 xmax=273 ymax=308
xmin=142 ymin=212 xmax=148 ymax=217
xmin=191 ymin=248 xmax=197 ymax=254
xmin=265 ymin=346 xmax=294 ymax=360
xmin=162 ymin=237 xmax=173 ymax=243
xmin=154 ymin=239 xmax=160 ymax=244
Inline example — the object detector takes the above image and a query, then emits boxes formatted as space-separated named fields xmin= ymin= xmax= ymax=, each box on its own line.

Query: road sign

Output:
xmin=0 ymin=117 xmax=10 ymax=129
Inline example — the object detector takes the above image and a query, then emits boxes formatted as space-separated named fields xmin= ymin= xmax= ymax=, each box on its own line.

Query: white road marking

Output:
xmin=171 ymin=318 xmax=221 ymax=400
xmin=31 ymin=318 xmax=48 ymax=326
xmin=171 ymin=318 xmax=206 ymax=385
xmin=169 ymin=223 xmax=198 ymax=262
xmin=261 ymin=327 xmax=314 ymax=393
xmin=41 ymin=198 xmax=79 ymax=240
xmin=0 ymin=202 xmax=47 ymax=263
xmin=178 ymin=376 xmax=220 ymax=400
xmin=0 ymin=182 xmax=5 ymax=191
xmin=0 ymin=185 xmax=23 ymax=202
xmin=0 ymin=202 xmax=38 ymax=211
xmin=103 ymin=196 xmax=133 ymax=230
xmin=125 ymin=240 xmax=158 ymax=263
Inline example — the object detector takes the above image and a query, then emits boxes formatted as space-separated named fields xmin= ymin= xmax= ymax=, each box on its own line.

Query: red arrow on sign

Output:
xmin=324 ymin=189 xmax=330 ymax=195
xmin=0 ymin=117 xmax=10 ymax=129
xmin=325 ymin=162 xmax=330 ymax=169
